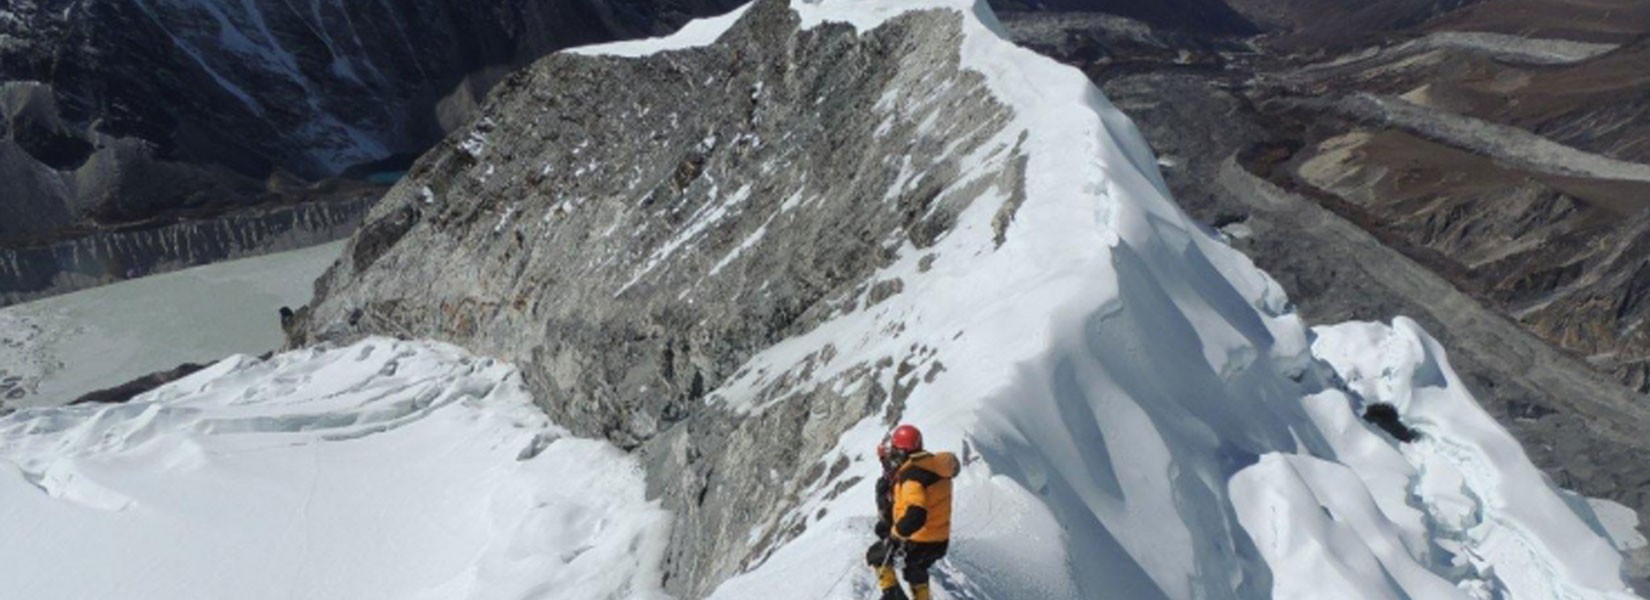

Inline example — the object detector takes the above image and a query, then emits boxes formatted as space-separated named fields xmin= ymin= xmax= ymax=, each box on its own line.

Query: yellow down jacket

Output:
xmin=891 ymin=451 xmax=959 ymax=543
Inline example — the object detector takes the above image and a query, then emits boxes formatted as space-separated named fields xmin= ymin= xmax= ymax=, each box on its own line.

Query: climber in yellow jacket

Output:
xmin=866 ymin=424 xmax=959 ymax=600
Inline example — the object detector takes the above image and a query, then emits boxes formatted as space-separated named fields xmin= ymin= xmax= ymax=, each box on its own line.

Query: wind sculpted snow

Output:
xmin=270 ymin=0 xmax=1645 ymax=597
xmin=0 ymin=338 xmax=672 ymax=600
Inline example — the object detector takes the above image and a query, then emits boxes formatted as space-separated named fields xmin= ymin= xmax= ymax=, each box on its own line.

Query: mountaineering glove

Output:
xmin=875 ymin=518 xmax=892 ymax=539
xmin=894 ymin=505 xmax=928 ymax=538
xmin=865 ymin=538 xmax=904 ymax=566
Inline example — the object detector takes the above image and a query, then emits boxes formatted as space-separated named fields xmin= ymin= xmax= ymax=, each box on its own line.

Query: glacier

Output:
xmin=0 ymin=242 xmax=344 ymax=407
xmin=0 ymin=0 xmax=1644 ymax=598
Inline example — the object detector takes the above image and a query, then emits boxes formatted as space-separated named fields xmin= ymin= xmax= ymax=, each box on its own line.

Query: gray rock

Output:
xmin=0 ymin=0 xmax=749 ymax=296
xmin=0 ymin=0 xmax=747 ymax=181
xmin=290 ymin=1 xmax=1021 ymax=594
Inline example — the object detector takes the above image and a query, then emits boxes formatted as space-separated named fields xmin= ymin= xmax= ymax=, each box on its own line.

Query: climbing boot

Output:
xmin=876 ymin=566 xmax=907 ymax=600
xmin=911 ymin=583 xmax=931 ymax=600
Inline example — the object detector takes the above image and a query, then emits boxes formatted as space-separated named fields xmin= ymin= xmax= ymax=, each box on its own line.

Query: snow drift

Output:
xmin=0 ymin=338 xmax=671 ymax=600
xmin=2 ymin=0 xmax=1640 ymax=598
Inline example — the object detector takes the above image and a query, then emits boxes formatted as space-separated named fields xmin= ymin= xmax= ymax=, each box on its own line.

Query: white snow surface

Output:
xmin=588 ymin=0 xmax=1643 ymax=598
xmin=1300 ymin=321 xmax=1634 ymax=599
xmin=0 ymin=242 xmax=344 ymax=408
xmin=1592 ymin=498 xmax=1650 ymax=553
xmin=0 ymin=1 xmax=1639 ymax=599
xmin=570 ymin=3 xmax=755 ymax=58
xmin=0 ymin=338 xmax=672 ymax=600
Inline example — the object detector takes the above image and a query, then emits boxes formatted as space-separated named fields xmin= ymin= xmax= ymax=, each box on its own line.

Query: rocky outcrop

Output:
xmin=0 ymin=0 xmax=745 ymax=182
xmin=0 ymin=79 xmax=373 ymax=303
xmin=0 ymin=0 xmax=1248 ymax=299
xmin=0 ymin=82 xmax=277 ymax=242
xmin=0 ymin=0 xmax=748 ymax=297
xmin=68 ymin=362 xmax=209 ymax=406
xmin=288 ymin=1 xmax=1020 ymax=594
xmin=998 ymin=10 xmax=1247 ymax=75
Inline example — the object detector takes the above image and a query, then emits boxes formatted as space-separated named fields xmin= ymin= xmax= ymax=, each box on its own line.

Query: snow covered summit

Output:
xmin=1 ymin=0 xmax=1641 ymax=597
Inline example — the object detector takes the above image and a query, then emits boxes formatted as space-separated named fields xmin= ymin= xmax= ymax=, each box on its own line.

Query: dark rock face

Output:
xmin=999 ymin=10 xmax=1248 ymax=73
xmin=0 ymin=82 xmax=262 ymax=245
xmin=1361 ymin=402 xmax=1418 ymax=442
xmin=289 ymin=1 xmax=1017 ymax=594
xmin=69 ymin=362 xmax=209 ymax=406
xmin=995 ymin=0 xmax=1257 ymax=36
xmin=0 ymin=0 xmax=745 ymax=299
xmin=0 ymin=0 xmax=744 ymax=182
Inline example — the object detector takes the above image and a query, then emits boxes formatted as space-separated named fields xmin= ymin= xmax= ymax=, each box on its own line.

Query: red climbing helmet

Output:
xmin=889 ymin=424 xmax=923 ymax=453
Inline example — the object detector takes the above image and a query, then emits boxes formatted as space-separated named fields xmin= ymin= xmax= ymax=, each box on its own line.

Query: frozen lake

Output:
xmin=0 ymin=242 xmax=345 ymax=408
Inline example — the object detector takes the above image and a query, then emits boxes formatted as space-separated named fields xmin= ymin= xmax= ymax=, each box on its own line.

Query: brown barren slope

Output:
xmin=1430 ymin=0 xmax=1650 ymax=43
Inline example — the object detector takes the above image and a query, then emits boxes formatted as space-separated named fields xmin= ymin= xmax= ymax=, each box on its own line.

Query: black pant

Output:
xmin=901 ymin=540 xmax=948 ymax=585
xmin=867 ymin=539 xmax=950 ymax=585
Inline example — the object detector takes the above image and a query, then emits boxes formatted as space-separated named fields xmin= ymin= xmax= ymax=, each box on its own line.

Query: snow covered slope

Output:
xmin=0 ymin=338 xmax=671 ymax=600
xmin=199 ymin=0 xmax=1650 ymax=597
xmin=581 ymin=1 xmax=1642 ymax=597
xmin=0 ymin=241 xmax=343 ymax=408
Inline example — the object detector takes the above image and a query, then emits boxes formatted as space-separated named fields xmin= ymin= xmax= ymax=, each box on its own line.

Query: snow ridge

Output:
xmin=1 ymin=0 xmax=1637 ymax=598
xmin=606 ymin=0 xmax=1641 ymax=598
